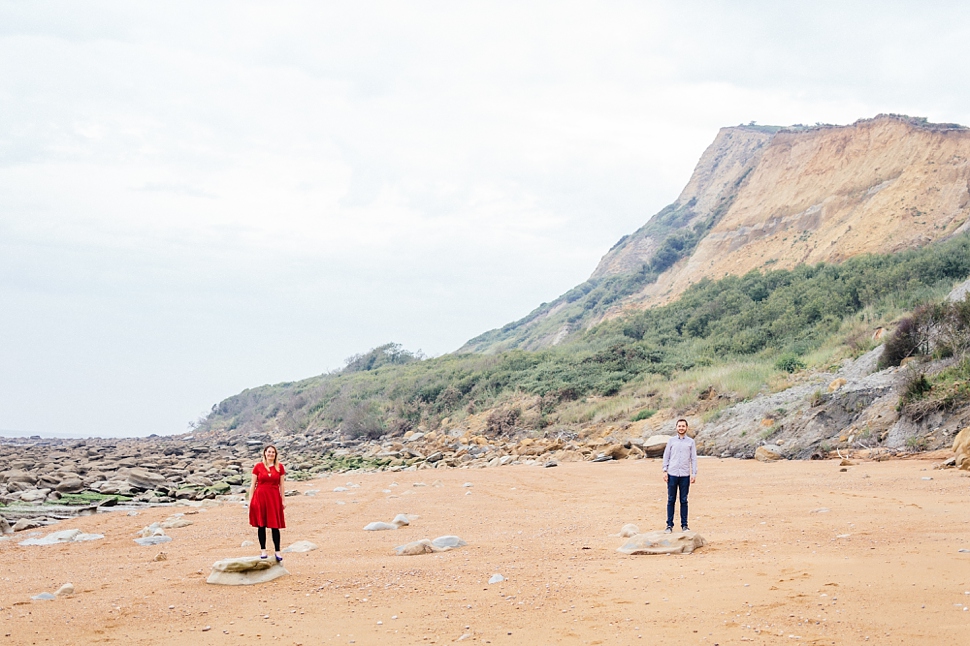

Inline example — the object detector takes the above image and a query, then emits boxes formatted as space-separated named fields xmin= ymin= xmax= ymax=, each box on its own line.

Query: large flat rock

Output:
xmin=206 ymin=556 xmax=289 ymax=585
xmin=617 ymin=530 xmax=707 ymax=555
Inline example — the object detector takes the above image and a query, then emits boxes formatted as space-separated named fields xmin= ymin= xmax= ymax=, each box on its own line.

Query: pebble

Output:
xmin=31 ymin=593 xmax=56 ymax=601
xmin=55 ymin=583 xmax=74 ymax=597
xmin=333 ymin=487 xmax=349 ymax=492
xmin=463 ymin=483 xmax=473 ymax=487
xmin=202 ymin=626 xmax=211 ymax=632
xmin=921 ymin=477 xmax=933 ymax=481
xmin=488 ymin=574 xmax=505 ymax=584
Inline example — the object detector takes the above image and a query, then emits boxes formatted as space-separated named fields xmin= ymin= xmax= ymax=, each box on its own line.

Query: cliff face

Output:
xmin=622 ymin=116 xmax=970 ymax=308
xmin=462 ymin=115 xmax=970 ymax=353
xmin=591 ymin=124 xmax=777 ymax=279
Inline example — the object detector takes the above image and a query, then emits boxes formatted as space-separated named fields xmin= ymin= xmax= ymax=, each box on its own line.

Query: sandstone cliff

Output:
xmin=622 ymin=115 xmax=970 ymax=308
xmin=464 ymin=115 xmax=970 ymax=353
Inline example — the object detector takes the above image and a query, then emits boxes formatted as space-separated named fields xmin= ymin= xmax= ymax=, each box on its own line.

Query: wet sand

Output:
xmin=2 ymin=457 xmax=968 ymax=645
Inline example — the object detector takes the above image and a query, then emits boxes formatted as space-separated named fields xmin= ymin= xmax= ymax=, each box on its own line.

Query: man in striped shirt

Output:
xmin=662 ymin=418 xmax=697 ymax=533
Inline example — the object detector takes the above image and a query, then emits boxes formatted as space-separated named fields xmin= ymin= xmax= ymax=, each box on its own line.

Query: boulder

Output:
xmin=642 ymin=436 xmax=671 ymax=458
xmin=55 ymin=478 xmax=85 ymax=494
xmin=12 ymin=518 xmax=44 ymax=532
xmin=206 ymin=556 xmax=289 ymax=586
xmin=953 ymin=427 xmax=970 ymax=470
xmin=1 ymin=469 xmax=37 ymax=485
xmin=118 ymin=467 xmax=168 ymax=490
xmin=19 ymin=489 xmax=50 ymax=504
xmin=617 ymin=530 xmax=707 ymax=555
xmin=755 ymin=445 xmax=783 ymax=462
xmin=0 ymin=516 xmax=10 ymax=535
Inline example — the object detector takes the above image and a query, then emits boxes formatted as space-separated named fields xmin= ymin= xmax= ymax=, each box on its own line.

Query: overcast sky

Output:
xmin=2 ymin=1 xmax=969 ymax=438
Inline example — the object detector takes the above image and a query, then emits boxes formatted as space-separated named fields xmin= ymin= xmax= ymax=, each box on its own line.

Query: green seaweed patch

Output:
xmin=52 ymin=492 xmax=132 ymax=505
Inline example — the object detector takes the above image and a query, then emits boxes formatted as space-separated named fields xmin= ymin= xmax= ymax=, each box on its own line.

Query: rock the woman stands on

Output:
xmin=247 ymin=445 xmax=286 ymax=562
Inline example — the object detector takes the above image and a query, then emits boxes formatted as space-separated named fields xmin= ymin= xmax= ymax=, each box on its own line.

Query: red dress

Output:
xmin=249 ymin=462 xmax=286 ymax=529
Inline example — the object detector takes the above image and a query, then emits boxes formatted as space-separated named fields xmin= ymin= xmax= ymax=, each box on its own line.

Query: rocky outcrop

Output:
xmin=953 ymin=427 xmax=970 ymax=470
xmin=617 ymin=530 xmax=707 ymax=555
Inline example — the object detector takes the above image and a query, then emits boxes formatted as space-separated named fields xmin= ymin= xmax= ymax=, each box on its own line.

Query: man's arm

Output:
xmin=690 ymin=439 xmax=698 ymax=482
xmin=662 ymin=441 xmax=671 ymax=481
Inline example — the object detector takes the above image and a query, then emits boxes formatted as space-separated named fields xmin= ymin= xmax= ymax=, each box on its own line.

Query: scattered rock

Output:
xmin=828 ymin=378 xmax=847 ymax=392
xmin=364 ymin=514 xmax=411 ymax=531
xmin=153 ymin=552 xmax=168 ymax=562
xmin=206 ymin=556 xmax=289 ymax=586
xmin=284 ymin=489 xmax=300 ymax=497
xmin=755 ymin=445 xmax=783 ymax=462
xmin=31 ymin=593 xmax=56 ymax=601
xmin=488 ymin=574 xmax=505 ymax=584
xmin=616 ymin=524 xmax=640 ymax=538
xmin=0 ymin=517 xmax=10 ymax=535
xmin=241 ymin=540 xmax=254 ymax=547
xmin=282 ymin=540 xmax=318 ymax=553
xmin=54 ymin=583 xmax=74 ymax=597
xmin=431 ymin=535 xmax=466 ymax=549
xmin=134 ymin=523 xmax=172 ymax=546
xmin=543 ymin=461 xmax=558 ymax=468
xmin=840 ymin=459 xmax=855 ymax=466
xmin=617 ymin=530 xmax=707 ymax=555
xmin=395 ymin=535 xmax=467 ymax=555
xmin=19 ymin=529 xmax=104 ymax=546
xmin=810 ymin=508 xmax=831 ymax=514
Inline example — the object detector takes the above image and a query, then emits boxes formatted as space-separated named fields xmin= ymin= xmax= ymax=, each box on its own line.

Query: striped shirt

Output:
xmin=662 ymin=435 xmax=697 ymax=477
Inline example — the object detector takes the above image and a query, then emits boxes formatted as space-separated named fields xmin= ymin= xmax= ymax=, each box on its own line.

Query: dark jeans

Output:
xmin=666 ymin=475 xmax=691 ymax=528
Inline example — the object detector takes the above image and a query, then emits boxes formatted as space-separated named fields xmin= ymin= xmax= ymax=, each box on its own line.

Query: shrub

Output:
xmin=631 ymin=408 xmax=657 ymax=422
xmin=485 ymin=407 xmax=520 ymax=435
xmin=775 ymin=354 xmax=806 ymax=374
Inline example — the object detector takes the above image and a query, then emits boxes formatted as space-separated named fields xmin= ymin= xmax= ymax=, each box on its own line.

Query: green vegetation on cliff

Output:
xmin=200 ymin=233 xmax=970 ymax=440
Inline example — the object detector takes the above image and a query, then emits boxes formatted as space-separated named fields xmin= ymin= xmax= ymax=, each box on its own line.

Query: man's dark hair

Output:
xmin=676 ymin=418 xmax=689 ymax=426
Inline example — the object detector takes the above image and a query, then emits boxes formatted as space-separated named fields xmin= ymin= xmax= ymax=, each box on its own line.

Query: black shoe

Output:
xmin=681 ymin=526 xmax=690 ymax=532
xmin=664 ymin=526 xmax=672 ymax=534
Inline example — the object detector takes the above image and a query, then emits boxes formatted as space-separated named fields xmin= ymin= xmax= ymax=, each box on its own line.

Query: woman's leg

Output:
xmin=271 ymin=528 xmax=281 ymax=553
xmin=257 ymin=527 xmax=267 ymax=556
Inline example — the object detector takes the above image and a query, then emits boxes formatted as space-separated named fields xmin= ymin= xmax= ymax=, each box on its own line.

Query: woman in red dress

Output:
xmin=247 ymin=445 xmax=286 ymax=562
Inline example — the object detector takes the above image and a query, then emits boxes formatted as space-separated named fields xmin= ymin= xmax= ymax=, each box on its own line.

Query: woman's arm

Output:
xmin=279 ymin=473 xmax=286 ymax=509
xmin=247 ymin=472 xmax=256 ymax=504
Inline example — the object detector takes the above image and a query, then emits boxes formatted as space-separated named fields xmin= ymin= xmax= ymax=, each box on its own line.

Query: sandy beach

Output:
xmin=2 ymin=457 xmax=968 ymax=645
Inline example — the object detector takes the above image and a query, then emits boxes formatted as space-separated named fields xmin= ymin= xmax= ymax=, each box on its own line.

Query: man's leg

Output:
xmin=678 ymin=477 xmax=691 ymax=529
xmin=666 ymin=478 xmax=677 ymax=529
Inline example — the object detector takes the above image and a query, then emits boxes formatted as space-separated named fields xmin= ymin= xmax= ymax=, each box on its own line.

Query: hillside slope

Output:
xmin=463 ymin=115 xmax=970 ymax=354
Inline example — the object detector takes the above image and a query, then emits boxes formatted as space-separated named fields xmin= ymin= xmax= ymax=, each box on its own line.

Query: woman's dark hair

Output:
xmin=262 ymin=445 xmax=280 ymax=467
